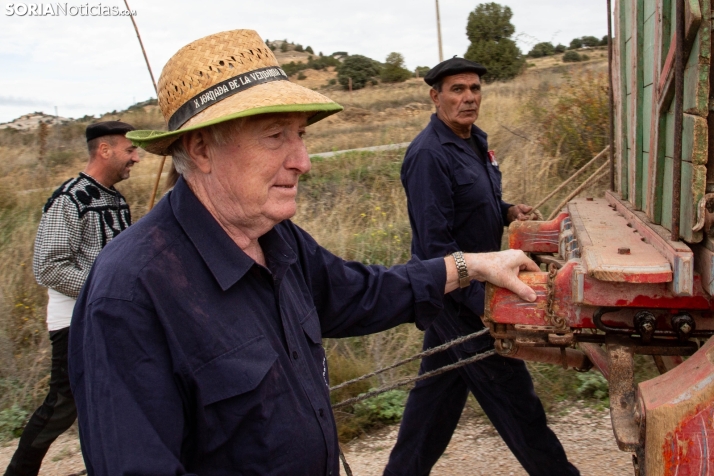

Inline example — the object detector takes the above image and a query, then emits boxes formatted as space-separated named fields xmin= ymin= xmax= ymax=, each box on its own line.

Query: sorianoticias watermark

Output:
xmin=4 ymin=3 xmax=137 ymax=16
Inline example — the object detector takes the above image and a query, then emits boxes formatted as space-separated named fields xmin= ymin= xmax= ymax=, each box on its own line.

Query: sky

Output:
xmin=0 ymin=0 xmax=608 ymax=124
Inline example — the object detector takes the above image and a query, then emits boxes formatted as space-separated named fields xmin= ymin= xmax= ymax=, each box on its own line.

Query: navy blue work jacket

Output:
xmin=401 ymin=114 xmax=512 ymax=320
xmin=68 ymin=177 xmax=447 ymax=476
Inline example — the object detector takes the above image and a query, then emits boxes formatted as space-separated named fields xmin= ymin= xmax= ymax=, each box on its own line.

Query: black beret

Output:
xmin=424 ymin=57 xmax=487 ymax=86
xmin=85 ymin=121 xmax=135 ymax=142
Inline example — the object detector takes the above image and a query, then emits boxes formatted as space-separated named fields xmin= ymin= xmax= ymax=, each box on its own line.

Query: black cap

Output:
xmin=85 ymin=121 xmax=135 ymax=142
xmin=423 ymin=57 xmax=487 ymax=86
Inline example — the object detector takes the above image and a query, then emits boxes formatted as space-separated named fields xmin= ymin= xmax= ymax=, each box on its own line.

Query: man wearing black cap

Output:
xmin=383 ymin=58 xmax=579 ymax=475
xmin=4 ymin=121 xmax=138 ymax=476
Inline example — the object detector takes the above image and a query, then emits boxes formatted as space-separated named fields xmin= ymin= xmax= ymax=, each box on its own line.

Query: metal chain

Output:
xmin=546 ymin=263 xmax=567 ymax=330
xmin=329 ymin=328 xmax=489 ymax=393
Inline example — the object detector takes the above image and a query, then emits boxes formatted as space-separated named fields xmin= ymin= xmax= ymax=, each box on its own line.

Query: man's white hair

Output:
xmin=169 ymin=117 xmax=246 ymax=175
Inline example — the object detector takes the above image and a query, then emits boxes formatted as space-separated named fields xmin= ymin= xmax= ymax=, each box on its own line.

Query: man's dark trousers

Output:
xmin=5 ymin=328 xmax=77 ymax=476
xmin=383 ymin=317 xmax=579 ymax=476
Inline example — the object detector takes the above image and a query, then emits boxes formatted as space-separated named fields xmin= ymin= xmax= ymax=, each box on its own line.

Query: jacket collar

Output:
xmin=79 ymin=172 xmax=122 ymax=196
xmin=430 ymin=113 xmax=488 ymax=157
xmin=169 ymin=177 xmax=296 ymax=291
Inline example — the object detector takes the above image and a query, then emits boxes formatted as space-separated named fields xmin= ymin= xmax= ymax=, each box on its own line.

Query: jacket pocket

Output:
xmin=194 ymin=335 xmax=277 ymax=406
xmin=454 ymin=165 xmax=480 ymax=186
xmin=300 ymin=307 xmax=322 ymax=345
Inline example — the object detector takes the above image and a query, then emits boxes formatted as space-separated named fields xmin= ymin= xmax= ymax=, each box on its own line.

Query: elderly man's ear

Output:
xmin=183 ymin=131 xmax=212 ymax=174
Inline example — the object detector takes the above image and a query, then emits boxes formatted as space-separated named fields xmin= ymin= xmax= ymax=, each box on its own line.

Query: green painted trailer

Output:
xmin=614 ymin=0 xmax=711 ymax=243
xmin=484 ymin=1 xmax=714 ymax=473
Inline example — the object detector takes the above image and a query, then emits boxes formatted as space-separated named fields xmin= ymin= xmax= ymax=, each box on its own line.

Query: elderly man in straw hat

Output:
xmin=68 ymin=30 xmax=538 ymax=475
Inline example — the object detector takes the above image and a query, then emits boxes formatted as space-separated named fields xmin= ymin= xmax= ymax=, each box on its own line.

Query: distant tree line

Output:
xmin=269 ymin=2 xmax=608 ymax=89
xmin=527 ymin=35 xmax=608 ymax=58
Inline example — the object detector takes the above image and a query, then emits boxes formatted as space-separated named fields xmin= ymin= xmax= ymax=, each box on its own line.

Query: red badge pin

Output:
xmin=488 ymin=150 xmax=498 ymax=166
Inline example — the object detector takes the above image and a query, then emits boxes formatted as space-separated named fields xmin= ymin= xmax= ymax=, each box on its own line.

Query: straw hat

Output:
xmin=126 ymin=30 xmax=343 ymax=155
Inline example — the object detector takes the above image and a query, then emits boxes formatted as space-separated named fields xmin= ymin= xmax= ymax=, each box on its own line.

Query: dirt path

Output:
xmin=344 ymin=403 xmax=633 ymax=476
xmin=0 ymin=404 xmax=633 ymax=475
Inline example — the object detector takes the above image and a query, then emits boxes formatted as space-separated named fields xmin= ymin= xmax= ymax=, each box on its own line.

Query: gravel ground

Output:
xmin=343 ymin=402 xmax=635 ymax=476
xmin=0 ymin=404 xmax=633 ymax=475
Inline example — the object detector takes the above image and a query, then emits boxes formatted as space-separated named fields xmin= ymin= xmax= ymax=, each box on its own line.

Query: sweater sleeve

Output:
xmin=33 ymin=195 xmax=88 ymax=298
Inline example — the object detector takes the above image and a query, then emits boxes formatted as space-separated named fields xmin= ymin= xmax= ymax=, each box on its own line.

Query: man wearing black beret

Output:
xmin=4 ymin=121 xmax=138 ymax=476
xmin=384 ymin=58 xmax=579 ymax=475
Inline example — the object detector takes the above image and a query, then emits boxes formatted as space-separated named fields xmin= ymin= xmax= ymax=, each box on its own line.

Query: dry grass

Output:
xmin=0 ymin=58 xmax=623 ymax=441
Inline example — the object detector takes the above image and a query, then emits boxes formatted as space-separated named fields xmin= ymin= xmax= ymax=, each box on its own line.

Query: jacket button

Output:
xmin=292 ymin=351 xmax=299 ymax=360
xmin=319 ymin=408 xmax=325 ymax=417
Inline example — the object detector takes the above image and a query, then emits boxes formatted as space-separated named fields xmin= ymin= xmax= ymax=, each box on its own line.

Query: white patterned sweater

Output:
xmin=33 ymin=173 xmax=132 ymax=300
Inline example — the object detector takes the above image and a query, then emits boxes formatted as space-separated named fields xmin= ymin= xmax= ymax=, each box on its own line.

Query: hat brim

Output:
xmin=127 ymin=79 xmax=343 ymax=156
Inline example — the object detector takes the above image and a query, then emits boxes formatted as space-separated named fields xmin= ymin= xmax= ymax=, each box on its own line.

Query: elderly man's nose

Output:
xmin=287 ymin=140 xmax=311 ymax=174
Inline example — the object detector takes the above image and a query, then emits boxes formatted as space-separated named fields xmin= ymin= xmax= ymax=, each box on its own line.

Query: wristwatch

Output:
xmin=451 ymin=251 xmax=470 ymax=288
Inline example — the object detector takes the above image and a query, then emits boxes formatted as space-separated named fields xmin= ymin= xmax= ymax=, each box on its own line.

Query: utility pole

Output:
xmin=435 ymin=0 xmax=444 ymax=62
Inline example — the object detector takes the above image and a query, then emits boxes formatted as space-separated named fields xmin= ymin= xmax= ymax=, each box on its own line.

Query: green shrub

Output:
xmin=555 ymin=44 xmax=567 ymax=53
xmin=569 ymin=35 xmax=601 ymax=50
xmin=380 ymin=52 xmax=412 ymax=83
xmin=280 ymin=41 xmax=288 ymax=52
xmin=576 ymin=372 xmax=609 ymax=401
xmin=297 ymin=72 xmax=307 ymax=80
xmin=562 ymin=50 xmax=583 ymax=62
xmin=294 ymin=44 xmax=303 ymax=52
xmin=524 ymin=70 xmax=609 ymax=175
xmin=528 ymin=42 xmax=555 ymax=58
xmin=0 ymin=404 xmax=28 ymax=440
xmin=328 ymin=78 xmax=337 ymax=86
xmin=415 ymin=66 xmax=431 ymax=78
xmin=354 ymin=389 xmax=408 ymax=423
xmin=305 ymin=46 xmax=314 ymax=54
xmin=337 ymin=55 xmax=381 ymax=90
xmin=282 ymin=55 xmax=341 ymax=78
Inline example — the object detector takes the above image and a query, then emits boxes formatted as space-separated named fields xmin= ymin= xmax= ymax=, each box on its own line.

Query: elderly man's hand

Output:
xmin=444 ymin=250 xmax=538 ymax=302
xmin=507 ymin=204 xmax=534 ymax=223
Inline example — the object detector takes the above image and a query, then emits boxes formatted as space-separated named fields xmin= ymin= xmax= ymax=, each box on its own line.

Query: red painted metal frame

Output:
xmin=508 ymin=212 xmax=567 ymax=253
xmin=485 ymin=262 xmax=714 ymax=331
xmin=639 ymin=336 xmax=714 ymax=473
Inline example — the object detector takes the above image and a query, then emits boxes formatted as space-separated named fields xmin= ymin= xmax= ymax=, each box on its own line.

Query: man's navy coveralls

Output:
xmin=384 ymin=114 xmax=579 ymax=476
xmin=68 ymin=177 xmax=449 ymax=476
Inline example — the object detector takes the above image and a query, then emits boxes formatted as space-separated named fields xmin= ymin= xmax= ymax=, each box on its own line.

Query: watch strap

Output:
xmin=451 ymin=251 xmax=470 ymax=288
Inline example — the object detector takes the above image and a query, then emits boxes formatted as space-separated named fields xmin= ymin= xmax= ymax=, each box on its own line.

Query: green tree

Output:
xmin=280 ymin=41 xmax=289 ymax=52
xmin=295 ymin=44 xmax=304 ymax=52
xmin=581 ymin=35 xmax=601 ymax=47
xmin=415 ymin=66 xmax=431 ymax=78
xmin=305 ymin=46 xmax=314 ymax=54
xmin=336 ymin=55 xmax=380 ymax=90
xmin=554 ymin=44 xmax=567 ymax=53
xmin=528 ymin=42 xmax=555 ymax=58
xmin=380 ymin=52 xmax=412 ymax=83
xmin=569 ymin=35 xmax=601 ymax=50
xmin=563 ymin=50 xmax=583 ymax=62
xmin=464 ymin=2 xmax=524 ymax=82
